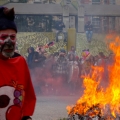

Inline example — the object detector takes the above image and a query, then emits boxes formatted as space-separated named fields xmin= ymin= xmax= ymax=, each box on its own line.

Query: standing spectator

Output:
xmin=68 ymin=53 xmax=79 ymax=94
xmin=33 ymin=47 xmax=46 ymax=68
xmin=96 ymin=52 xmax=107 ymax=87
xmin=54 ymin=18 xmax=65 ymax=42
xmin=68 ymin=46 xmax=76 ymax=56
xmin=52 ymin=49 xmax=68 ymax=94
xmin=15 ymin=42 xmax=19 ymax=53
xmin=35 ymin=44 xmax=42 ymax=52
xmin=30 ymin=47 xmax=46 ymax=95
xmin=85 ymin=21 xmax=93 ymax=42
xmin=97 ymin=52 xmax=105 ymax=67
xmin=53 ymin=49 xmax=68 ymax=76
xmin=27 ymin=47 xmax=36 ymax=69
xmin=0 ymin=7 xmax=36 ymax=120
xmin=80 ymin=49 xmax=91 ymax=76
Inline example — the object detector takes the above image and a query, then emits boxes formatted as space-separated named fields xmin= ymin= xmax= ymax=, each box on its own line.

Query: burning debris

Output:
xmin=67 ymin=103 xmax=119 ymax=120
xmin=66 ymin=37 xmax=120 ymax=120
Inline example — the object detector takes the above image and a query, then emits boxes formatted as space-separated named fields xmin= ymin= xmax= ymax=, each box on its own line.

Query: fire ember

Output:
xmin=66 ymin=37 xmax=120 ymax=120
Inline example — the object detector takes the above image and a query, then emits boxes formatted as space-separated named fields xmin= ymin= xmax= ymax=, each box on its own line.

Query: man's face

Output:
xmin=71 ymin=47 xmax=75 ymax=51
xmin=59 ymin=52 xmax=65 ymax=57
xmin=88 ymin=21 xmax=91 ymax=25
xmin=0 ymin=29 xmax=16 ymax=58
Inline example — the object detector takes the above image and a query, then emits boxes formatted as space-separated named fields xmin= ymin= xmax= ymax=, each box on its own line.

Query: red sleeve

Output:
xmin=21 ymin=58 xmax=36 ymax=116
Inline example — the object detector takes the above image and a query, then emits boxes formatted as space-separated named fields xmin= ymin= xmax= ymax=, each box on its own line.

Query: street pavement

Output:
xmin=32 ymin=96 xmax=80 ymax=120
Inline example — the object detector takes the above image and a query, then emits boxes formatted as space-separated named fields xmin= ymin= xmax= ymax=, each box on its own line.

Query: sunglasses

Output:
xmin=0 ymin=34 xmax=16 ymax=41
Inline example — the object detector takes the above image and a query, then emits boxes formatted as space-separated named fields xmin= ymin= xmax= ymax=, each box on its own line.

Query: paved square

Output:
xmin=32 ymin=96 xmax=79 ymax=120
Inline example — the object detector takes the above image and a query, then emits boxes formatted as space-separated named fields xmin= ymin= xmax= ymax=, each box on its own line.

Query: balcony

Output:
xmin=9 ymin=0 xmax=62 ymax=4
xmin=10 ymin=0 xmax=28 ymax=3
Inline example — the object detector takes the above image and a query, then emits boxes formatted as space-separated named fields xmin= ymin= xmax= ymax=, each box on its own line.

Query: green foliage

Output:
xmin=76 ymin=33 xmax=111 ymax=57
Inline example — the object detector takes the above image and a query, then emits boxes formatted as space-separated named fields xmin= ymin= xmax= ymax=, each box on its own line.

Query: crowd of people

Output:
xmin=26 ymin=45 xmax=114 ymax=96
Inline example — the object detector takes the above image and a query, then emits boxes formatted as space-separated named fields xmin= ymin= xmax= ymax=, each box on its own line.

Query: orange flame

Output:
xmin=66 ymin=36 xmax=120 ymax=118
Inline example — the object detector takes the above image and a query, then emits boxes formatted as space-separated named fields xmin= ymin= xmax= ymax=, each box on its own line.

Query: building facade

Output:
xmin=2 ymin=0 xmax=120 ymax=33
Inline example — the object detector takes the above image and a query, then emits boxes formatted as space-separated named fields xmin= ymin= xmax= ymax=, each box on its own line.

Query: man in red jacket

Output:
xmin=0 ymin=7 xmax=36 ymax=120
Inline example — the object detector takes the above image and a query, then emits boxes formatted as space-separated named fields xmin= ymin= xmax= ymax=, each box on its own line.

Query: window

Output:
xmin=92 ymin=0 xmax=101 ymax=4
xmin=34 ymin=0 xmax=61 ymax=4
xmin=10 ymin=0 xmax=27 ymax=3
xmin=15 ymin=14 xmax=62 ymax=32
xmin=92 ymin=16 xmax=101 ymax=32
xmin=104 ymin=0 xmax=109 ymax=4
xmin=109 ymin=0 xmax=115 ymax=4
xmin=109 ymin=17 xmax=115 ymax=32
xmin=102 ymin=17 xmax=109 ymax=33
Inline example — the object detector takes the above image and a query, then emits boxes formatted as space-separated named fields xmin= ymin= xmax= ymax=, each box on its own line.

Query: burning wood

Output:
xmin=67 ymin=103 xmax=117 ymax=120
xmin=66 ymin=37 xmax=120 ymax=120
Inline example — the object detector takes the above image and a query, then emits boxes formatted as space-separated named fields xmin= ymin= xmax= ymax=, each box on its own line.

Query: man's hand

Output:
xmin=35 ymin=59 xmax=38 ymax=62
xmin=22 ymin=116 xmax=32 ymax=120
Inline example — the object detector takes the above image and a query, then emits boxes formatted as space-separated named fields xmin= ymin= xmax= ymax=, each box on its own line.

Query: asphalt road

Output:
xmin=32 ymin=96 xmax=80 ymax=120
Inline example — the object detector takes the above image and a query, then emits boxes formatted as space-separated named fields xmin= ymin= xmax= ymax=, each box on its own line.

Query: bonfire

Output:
xmin=66 ymin=37 xmax=120 ymax=120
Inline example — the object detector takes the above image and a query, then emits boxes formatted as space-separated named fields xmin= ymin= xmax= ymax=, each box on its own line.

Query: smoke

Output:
xmin=29 ymin=53 xmax=114 ymax=96
xmin=30 ymin=57 xmax=83 ymax=96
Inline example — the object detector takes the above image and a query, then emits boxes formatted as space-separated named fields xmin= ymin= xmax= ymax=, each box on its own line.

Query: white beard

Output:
xmin=0 ymin=43 xmax=15 ymax=58
xmin=2 ymin=50 xmax=14 ymax=58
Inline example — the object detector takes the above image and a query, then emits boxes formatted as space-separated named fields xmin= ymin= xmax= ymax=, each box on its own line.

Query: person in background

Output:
xmin=54 ymin=49 xmax=68 ymax=76
xmin=15 ymin=42 xmax=19 ymax=53
xmin=27 ymin=47 xmax=36 ymax=69
xmin=68 ymin=46 xmax=76 ymax=56
xmin=95 ymin=52 xmax=107 ymax=87
xmin=52 ymin=49 xmax=68 ymax=94
xmin=68 ymin=53 xmax=79 ymax=95
xmin=54 ymin=18 xmax=65 ymax=42
xmin=97 ymin=52 xmax=105 ymax=67
xmin=33 ymin=46 xmax=46 ymax=68
xmin=35 ymin=44 xmax=42 ymax=52
xmin=85 ymin=21 xmax=93 ymax=42
xmin=0 ymin=7 xmax=36 ymax=120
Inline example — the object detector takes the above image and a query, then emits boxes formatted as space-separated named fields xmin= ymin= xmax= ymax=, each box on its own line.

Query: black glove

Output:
xmin=22 ymin=116 xmax=32 ymax=120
